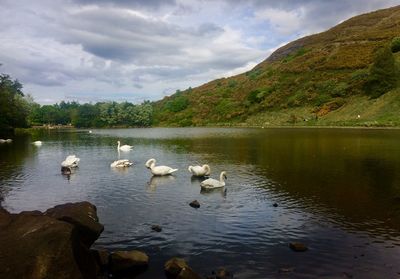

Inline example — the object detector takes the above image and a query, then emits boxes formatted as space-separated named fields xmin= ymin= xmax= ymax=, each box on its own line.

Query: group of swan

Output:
xmin=0 ymin=139 xmax=12 ymax=143
xmin=38 ymin=138 xmax=227 ymax=189
xmin=146 ymin=159 xmax=227 ymax=189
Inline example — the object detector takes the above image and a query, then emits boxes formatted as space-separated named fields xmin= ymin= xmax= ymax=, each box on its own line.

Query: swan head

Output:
xmin=117 ymin=140 xmax=121 ymax=144
xmin=145 ymin=158 xmax=156 ymax=168
xmin=188 ymin=166 xmax=193 ymax=172
xmin=202 ymin=164 xmax=211 ymax=175
xmin=221 ymin=171 xmax=227 ymax=180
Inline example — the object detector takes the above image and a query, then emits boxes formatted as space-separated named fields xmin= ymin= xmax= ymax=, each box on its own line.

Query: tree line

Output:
xmin=29 ymin=100 xmax=153 ymax=128
xmin=0 ymin=72 xmax=153 ymax=129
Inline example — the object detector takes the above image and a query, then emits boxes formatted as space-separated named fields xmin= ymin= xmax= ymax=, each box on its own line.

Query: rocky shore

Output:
xmin=0 ymin=201 xmax=231 ymax=279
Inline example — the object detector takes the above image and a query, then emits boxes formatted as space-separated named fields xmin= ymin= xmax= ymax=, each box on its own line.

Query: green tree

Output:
xmin=0 ymin=73 xmax=31 ymax=129
xmin=364 ymin=46 xmax=398 ymax=98
xmin=391 ymin=37 xmax=400 ymax=53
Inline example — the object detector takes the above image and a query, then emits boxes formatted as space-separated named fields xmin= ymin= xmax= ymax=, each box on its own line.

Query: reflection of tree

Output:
xmin=0 ymin=134 xmax=34 ymax=204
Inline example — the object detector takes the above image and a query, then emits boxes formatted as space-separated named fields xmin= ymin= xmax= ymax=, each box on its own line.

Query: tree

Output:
xmin=0 ymin=73 xmax=31 ymax=129
xmin=364 ymin=46 xmax=398 ymax=98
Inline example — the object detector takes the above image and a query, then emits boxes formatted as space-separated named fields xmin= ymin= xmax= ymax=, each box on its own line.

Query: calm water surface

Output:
xmin=1 ymin=127 xmax=400 ymax=278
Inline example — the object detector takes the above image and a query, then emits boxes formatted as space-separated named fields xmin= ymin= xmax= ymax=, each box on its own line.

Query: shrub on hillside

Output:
xmin=364 ymin=46 xmax=398 ymax=98
xmin=391 ymin=37 xmax=400 ymax=53
xmin=165 ymin=96 xmax=189 ymax=112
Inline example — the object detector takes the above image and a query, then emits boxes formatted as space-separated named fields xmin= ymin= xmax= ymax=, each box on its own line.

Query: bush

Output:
xmin=364 ymin=46 xmax=398 ymax=98
xmin=165 ymin=96 xmax=189 ymax=112
xmin=391 ymin=37 xmax=400 ymax=53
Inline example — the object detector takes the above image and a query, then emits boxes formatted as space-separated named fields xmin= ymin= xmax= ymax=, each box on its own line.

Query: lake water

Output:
xmin=1 ymin=127 xmax=400 ymax=278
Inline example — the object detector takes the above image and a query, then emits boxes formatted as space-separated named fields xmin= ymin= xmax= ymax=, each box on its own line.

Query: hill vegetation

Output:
xmin=152 ymin=5 xmax=400 ymax=127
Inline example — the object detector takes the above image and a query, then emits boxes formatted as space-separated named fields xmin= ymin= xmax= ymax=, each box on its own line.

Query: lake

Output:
xmin=1 ymin=127 xmax=400 ymax=278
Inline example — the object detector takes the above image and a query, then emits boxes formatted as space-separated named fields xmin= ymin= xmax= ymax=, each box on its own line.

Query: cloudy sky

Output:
xmin=0 ymin=0 xmax=398 ymax=104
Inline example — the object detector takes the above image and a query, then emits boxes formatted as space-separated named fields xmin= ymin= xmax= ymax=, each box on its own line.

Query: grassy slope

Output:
xmin=153 ymin=6 xmax=400 ymax=127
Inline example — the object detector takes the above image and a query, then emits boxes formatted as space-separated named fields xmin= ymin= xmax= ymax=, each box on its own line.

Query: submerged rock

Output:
xmin=289 ymin=242 xmax=308 ymax=252
xmin=151 ymin=224 xmax=162 ymax=232
xmin=189 ymin=200 xmax=200 ymax=209
xmin=207 ymin=267 xmax=233 ymax=279
xmin=273 ymin=203 xmax=278 ymax=207
xmin=164 ymin=257 xmax=201 ymax=279
xmin=110 ymin=250 xmax=149 ymax=275
xmin=0 ymin=202 xmax=103 ymax=279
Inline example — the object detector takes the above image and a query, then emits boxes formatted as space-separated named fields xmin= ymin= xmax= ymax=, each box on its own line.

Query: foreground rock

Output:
xmin=0 ymin=202 xmax=103 ymax=279
xmin=164 ymin=257 xmax=201 ymax=279
xmin=110 ymin=250 xmax=149 ymax=275
xmin=44 ymin=201 xmax=104 ymax=247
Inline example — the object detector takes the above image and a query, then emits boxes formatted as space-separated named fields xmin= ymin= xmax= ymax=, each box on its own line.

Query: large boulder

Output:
xmin=0 ymin=202 xmax=103 ymax=279
xmin=0 ymin=212 xmax=97 ymax=279
xmin=44 ymin=201 xmax=104 ymax=247
xmin=164 ymin=257 xmax=201 ymax=279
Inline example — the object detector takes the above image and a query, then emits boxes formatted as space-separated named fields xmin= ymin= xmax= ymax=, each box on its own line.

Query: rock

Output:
xmin=273 ymin=203 xmax=278 ymax=207
xmin=110 ymin=250 xmax=149 ymax=275
xmin=0 ymin=209 xmax=98 ymax=279
xmin=91 ymin=249 xmax=109 ymax=269
xmin=215 ymin=267 xmax=233 ymax=279
xmin=45 ymin=201 xmax=104 ymax=247
xmin=151 ymin=224 xmax=162 ymax=232
xmin=164 ymin=257 xmax=201 ymax=279
xmin=289 ymin=242 xmax=308 ymax=252
xmin=189 ymin=200 xmax=200 ymax=209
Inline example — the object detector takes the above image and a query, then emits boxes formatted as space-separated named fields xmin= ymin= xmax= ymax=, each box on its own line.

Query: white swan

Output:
xmin=61 ymin=155 xmax=80 ymax=168
xmin=110 ymin=159 xmax=133 ymax=168
xmin=145 ymin=158 xmax=178 ymax=176
xmin=0 ymin=139 xmax=6 ymax=143
xmin=32 ymin=141 xmax=42 ymax=146
xmin=117 ymin=140 xmax=133 ymax=152
xmin=188 ymin=164 xmax=211 ymax=177
xmin=200 ymin=171 xmax=227 ymax=189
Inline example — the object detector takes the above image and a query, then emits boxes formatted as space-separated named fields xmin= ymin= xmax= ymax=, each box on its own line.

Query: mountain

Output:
xmin=152 ymin=6 xmax=400 ymax=127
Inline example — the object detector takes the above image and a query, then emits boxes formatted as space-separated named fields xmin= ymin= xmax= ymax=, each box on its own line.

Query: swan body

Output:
xmin=200 ymin=171 xmax=227 ymax=189
xmin=145 ymin=158 xmax=178 ymax=176
xmin=61 ymin=155 xmax=80 ymax=168
xmin=33 ymin=141 xmax=42 ymax=146
xmin=188 ymin=164 xmax=211 ymax=177
xmin=117 ymin=140 xmax=133 ymax=151
xmin=110 ymin=159 xmax=133 ymax=168
xmin=1 ymin=139 xmax=12 ymax=143
xmin=0 ymin=139 xmax=6 ymax=143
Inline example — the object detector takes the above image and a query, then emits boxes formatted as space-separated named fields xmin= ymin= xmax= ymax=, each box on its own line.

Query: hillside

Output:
xmin=152 ymin=5 xmax=400 ymax=127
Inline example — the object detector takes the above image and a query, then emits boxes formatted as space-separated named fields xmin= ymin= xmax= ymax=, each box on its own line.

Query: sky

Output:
xmin=0 ymin=0 xmax=398 ymax=104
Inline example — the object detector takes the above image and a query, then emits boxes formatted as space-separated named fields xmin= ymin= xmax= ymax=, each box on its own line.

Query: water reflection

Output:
xmin=147 ymin=175 xmax=176 ymax=192
xmin=1 ymin=128 xmax=400 ymax=278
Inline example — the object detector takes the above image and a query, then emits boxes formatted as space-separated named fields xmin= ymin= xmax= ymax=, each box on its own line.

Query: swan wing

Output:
xmin=190 ymin=165 xmax=207 ymax=176
xmin=200 ymin=178 xmax=224 ymax=189
xmin=152 ymin=166 xmax=178 ymax=176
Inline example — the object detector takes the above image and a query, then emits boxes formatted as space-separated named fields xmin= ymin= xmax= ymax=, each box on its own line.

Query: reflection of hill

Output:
xmin=144 ymin=128 xmax=400 ymax=232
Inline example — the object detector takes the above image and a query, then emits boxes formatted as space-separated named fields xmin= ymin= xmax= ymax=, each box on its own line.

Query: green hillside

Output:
xmin=153 ymin=5 xmax=400 ymax=127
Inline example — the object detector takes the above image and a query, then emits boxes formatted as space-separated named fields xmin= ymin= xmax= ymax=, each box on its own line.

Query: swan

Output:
xmin=0 ymin=139 xmax=6 ymax=143
xmin=32 ymin=141 xmax=42 ymax=146
xmin=88 ymin=130 xmax=92 ymax=134
xmin=145 ymin=158 xmax=178 ymax=176
xmin=188 ymin=164 xmax=211 ymax=177
xmin=117 ymin=140 xmax=133 ymax=152
xmin=61 ymin=155 xmax=80 ymax=168
xmin=110 ymin=159 xmax=133 ymax=168
xmin=5 ymin=139 xmax=12 ymax=143
xmin=200 ymin=171 xmax=227 ymax=189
